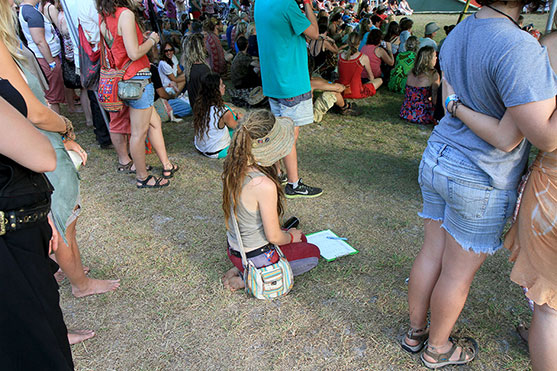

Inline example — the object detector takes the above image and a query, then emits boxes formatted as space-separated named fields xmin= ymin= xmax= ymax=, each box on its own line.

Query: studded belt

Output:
xmin=0 ymin=200 xmax=51 ymax=236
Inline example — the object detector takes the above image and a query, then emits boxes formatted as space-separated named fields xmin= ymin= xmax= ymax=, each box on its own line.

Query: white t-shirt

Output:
xmin=19 ymin=3 xmax=61 ymax=59
xmin=194 ymin=106 xmax=232 ymax=157
xmin=158 ymin=55 xmax=179 ymax=88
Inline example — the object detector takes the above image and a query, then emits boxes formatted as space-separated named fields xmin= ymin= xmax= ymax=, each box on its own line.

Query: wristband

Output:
xmin=288 ymin=232 xmax=293 ymax=244
xmin=445 ymin=94 xmax=458 ymax=111
xmin=303 ymin=0 xmax=311 ymax=5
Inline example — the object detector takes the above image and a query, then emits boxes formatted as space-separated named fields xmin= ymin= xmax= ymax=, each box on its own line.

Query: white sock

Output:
xmin=288 ymin=180 xmax=300 ymax=189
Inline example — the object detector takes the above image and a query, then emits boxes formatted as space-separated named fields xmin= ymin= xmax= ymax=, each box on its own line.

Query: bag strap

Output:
xmin=99 ymin=17 xmax=135 ymax=73
xmin=229 ymin=205 xmax=249 ymax=268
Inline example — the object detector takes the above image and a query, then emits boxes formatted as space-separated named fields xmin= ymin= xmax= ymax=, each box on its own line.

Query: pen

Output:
xmin=326 ymin=236 xmax=348 ymax=240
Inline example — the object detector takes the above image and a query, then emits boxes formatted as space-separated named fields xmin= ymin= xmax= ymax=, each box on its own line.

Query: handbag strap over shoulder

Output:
xmin=229 ymin=205 xmax=249 ymax=268
xmin=99 ymin=19 xmax=133 ymax=73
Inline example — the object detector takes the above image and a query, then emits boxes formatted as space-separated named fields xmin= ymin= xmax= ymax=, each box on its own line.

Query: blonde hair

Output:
xmin=222 ymin=110 xmax=284 ymax=228
xmin=247 ymin=22 xmax=256 ymax=36
xmin=234 ymin=21 xmax=247 ymax=40
xmin=411 ymin=46 xmax=436 ymax=77
xmin=0 ymin=0 xmax=24 ymax=61
xmin=181 ymin=33 xmax=209 ymax=79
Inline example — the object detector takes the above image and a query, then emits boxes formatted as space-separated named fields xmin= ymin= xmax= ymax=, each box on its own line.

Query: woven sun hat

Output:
xmin=251 ymin=116 xmax=295 ymax=167
xmin=425 ymin=22 xmax=440 ymax=35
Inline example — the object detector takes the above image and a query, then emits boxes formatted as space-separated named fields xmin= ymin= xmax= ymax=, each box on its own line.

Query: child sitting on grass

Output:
xmin=194 ymin=73 xmax=242 ymax=158
xmin=399 ymin=46 xmax=439 ymax=125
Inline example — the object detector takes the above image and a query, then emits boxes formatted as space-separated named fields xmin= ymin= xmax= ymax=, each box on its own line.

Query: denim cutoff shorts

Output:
xmin=269 ymin=95 xmax=313 ymax=127
xmin=123 ymin=75 xmax=155 ymax=110
xmin=418 ymin=141 xmax=517 ymax=255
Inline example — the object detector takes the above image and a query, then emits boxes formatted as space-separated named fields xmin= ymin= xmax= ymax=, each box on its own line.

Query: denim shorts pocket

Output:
xmin=417 ymin=159 xmax=425 ymax=187
xmin=448 ymin=177 xmax=493 ymax=219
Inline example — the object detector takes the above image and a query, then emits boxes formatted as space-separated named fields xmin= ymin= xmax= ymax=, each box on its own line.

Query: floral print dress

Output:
xmin=399 ymin=85 xmax=435 ymax=125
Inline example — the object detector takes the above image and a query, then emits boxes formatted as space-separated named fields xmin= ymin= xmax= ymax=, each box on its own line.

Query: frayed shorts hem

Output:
xmin=417 ymin=213 xmax=503 ymax=255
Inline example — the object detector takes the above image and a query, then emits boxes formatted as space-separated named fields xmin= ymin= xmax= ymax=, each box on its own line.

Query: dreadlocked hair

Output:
xmin=194 ymin=73 xmax=225 ymax=141
xmin=222 ymin=110 xmax=285 ymax=229
xmin=182 ymin=33 xmax=209 ymax=79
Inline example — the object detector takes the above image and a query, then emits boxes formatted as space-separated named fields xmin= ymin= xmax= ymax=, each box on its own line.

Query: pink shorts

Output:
xmin=37 ymin=56 xmax=66 ymax=105
xmin=108 ymin=105 xmax=131 ymax=134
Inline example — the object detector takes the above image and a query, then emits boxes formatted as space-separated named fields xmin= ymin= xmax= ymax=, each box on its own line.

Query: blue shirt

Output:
xmin=433 ymin=15 xmax=557 ymax=190
xmin=358 ymin=26 xmax=378 ymax=51
xmin=255 ymin=0 xmax=311 ymax=99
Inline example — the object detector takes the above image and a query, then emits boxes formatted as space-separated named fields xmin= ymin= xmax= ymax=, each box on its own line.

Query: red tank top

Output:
xmin=102 ymin=7 xmax=149 ymax=80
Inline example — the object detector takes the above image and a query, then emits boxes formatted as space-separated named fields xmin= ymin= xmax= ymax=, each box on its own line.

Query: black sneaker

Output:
xmin=278 ymin=172 xmax=288 ymax=185
xmin=285 ymin=179 xmax=323 ymax=199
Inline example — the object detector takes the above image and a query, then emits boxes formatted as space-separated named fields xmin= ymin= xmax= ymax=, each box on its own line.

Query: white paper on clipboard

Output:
xmin=306 ymin=229 xmax=359 ymax=261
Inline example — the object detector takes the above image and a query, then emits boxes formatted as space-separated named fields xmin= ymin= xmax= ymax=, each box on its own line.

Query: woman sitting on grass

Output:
xmin=399 ymin=46 xmax=439 ymax=125
xmin=337 ymin=32 xmax=383 ymax=100
xmin=388 ymin=36 xmax=419 ymax=94
xmin=221 ymin=110 xmax=320 ymax=291
xmin=194 ymin=73 xmax=241 ymax=159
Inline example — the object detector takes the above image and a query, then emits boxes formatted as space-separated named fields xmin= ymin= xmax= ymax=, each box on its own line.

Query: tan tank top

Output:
xmin=226 ymin=171 xmax=269 ymax=253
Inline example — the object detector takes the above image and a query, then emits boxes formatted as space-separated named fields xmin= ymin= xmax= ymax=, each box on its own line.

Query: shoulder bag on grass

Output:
xmin=230 ymin=207 xmax=293 ymax=300
xmin=98 ymin=31 xmax=132 ymax=112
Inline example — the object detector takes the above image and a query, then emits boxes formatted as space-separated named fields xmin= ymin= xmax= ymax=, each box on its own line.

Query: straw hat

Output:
xmin=251 ymin=117 xmax=294 ymax=167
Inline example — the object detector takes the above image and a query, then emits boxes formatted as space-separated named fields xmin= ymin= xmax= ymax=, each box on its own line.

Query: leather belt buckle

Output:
xmin=0 ymin=211 xmax=5 ymax=236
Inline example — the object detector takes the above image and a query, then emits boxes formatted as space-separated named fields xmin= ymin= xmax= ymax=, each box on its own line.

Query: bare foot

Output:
xmin=222 ymin=268 xmax=245 ymax=291
xmin=222 ymin=267 xmax=240 ymax=282
xmin=54 ymin=266 xmax=90 ymax=283
xmin=68 ymin=329 xmax=96 ymax=345
xmin=72 ymin=278 xmax=120 ymax=298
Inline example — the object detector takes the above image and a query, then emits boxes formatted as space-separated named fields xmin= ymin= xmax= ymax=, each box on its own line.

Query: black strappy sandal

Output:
xmin=162 ymin=163 xmax=179 ymax=179
xmin=136 ymin=175 xmax=170 ymax=189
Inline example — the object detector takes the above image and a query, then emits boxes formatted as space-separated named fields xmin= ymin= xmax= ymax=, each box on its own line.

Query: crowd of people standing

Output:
xmin=2 ymin=0 xmax=557 ymax=370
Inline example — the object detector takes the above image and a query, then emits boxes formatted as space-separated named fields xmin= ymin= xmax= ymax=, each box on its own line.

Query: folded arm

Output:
xmin=0 ymin=98 xmax=56 ymax=172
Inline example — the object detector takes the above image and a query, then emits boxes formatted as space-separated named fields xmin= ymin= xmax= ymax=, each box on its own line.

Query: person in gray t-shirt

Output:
xmin=402 ymin=1 xmax=557 ymax=369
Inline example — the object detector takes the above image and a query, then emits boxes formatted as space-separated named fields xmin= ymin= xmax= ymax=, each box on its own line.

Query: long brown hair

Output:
xmin=222 ymin=110 xmax=285 ymax=228
xmin=96 ymin=0 xmax=135 ymax=16
xmin=96 ymin=0 xmax=145 ymax=31
xmin=193 ymin=73 xmax=225 ymax=140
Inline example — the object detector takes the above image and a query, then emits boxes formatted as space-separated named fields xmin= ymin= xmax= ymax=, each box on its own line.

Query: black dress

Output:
xmin=0 ymin=79 xmax=73 ymax=370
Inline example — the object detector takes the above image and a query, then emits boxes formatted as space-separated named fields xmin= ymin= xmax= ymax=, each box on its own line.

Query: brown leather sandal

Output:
xmin=420 ymin=337 xmax=478 ymax=369
xmin=401 ymin=327 xmax=429 ymax=353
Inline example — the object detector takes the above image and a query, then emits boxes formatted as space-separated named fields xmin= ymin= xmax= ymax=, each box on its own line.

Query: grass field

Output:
xmin=60 ymin=13 xmax=550 ymax=371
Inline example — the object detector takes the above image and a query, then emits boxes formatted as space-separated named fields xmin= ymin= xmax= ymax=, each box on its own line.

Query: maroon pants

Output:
xmin=227 ymin=234 xmax=320 ymax=274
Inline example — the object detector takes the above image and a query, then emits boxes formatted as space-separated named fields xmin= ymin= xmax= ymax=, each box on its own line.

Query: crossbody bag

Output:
xmin=229 ymin=207 xmax=293 ymax=300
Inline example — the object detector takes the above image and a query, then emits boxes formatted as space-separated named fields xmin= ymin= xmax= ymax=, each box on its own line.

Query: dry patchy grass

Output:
xmin=59 ymin=13 xmax=549 ymax=371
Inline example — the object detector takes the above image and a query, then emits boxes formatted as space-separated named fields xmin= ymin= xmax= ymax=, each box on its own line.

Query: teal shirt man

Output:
xmin=255 ymin=0 xmax=311 ymax=99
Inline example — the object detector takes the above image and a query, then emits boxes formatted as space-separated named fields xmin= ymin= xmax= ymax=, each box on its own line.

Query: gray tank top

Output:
xmin=226 ymin=171 xmax=269 ymax=253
